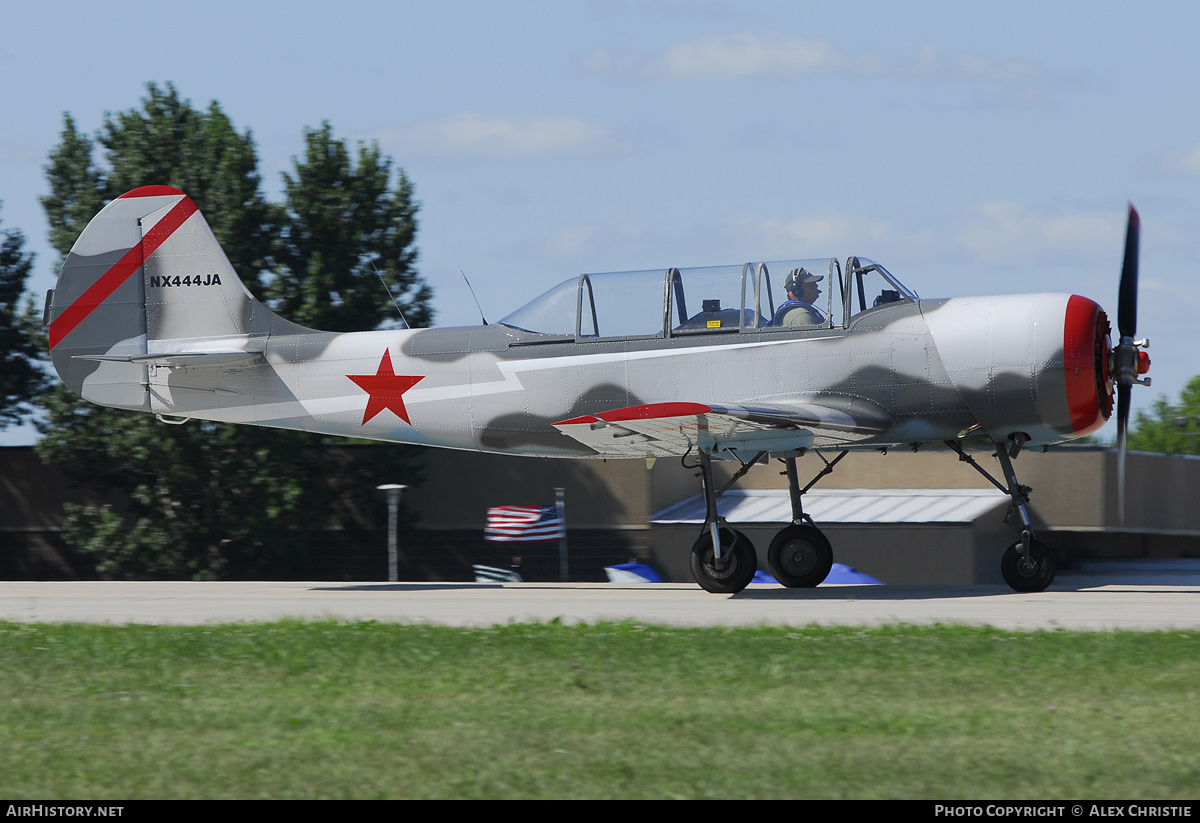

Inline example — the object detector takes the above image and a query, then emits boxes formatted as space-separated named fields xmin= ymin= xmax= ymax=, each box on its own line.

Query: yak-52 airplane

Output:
xmin=45 ymin=186 xmax=1151 ymax=594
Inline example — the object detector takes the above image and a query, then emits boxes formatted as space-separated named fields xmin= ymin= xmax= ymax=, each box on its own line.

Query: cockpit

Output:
xmin=498 ymin=257 xmax=917 ymax=340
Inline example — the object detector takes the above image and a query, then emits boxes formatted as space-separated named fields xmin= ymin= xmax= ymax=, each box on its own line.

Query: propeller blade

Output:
xmin=1118 ymin=205 xmax=1140 ymax=340
xmin=1114 ymin=204 xmax=1141 ymax=525
xmin=1117 ymin=381 xmax=1130 ymax=526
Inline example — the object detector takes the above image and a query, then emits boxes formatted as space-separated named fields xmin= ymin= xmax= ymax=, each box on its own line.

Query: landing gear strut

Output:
xmin=688 ymin=450 xmax=758 ymax=593
xmin=766 ymin=452 xmax=843 ymax=587
xmin=948 ymin=438 xmax=1057 ymax=593
xmin=688 ymin=448 xmax=844 ymax=593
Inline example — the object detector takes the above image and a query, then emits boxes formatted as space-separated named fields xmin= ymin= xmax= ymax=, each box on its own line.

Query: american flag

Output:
xmin=484 ymin=505 xmax=565 ymax=543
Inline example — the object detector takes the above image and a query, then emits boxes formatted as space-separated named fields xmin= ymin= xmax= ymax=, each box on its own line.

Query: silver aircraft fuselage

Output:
xmin=47 ymin=187 xmax=1114 ymax=462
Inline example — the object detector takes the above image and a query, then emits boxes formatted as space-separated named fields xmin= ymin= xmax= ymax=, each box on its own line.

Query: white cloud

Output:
xmin=729 ymin=203 xmax=1127 ymax=269
xmin=523 ymin=217 xmax=652 ymax=263
xmin=538 ymin=224 xmax=600 ymax=259
xmin=582 ymin=34 xmax=1091 ymax=98
xmin=581 ymin=34 xmax=842 ymax=81
xmin=663 ymin=34 xmax=844 ymax=79
xmin=913 ymin=42 xmax=1044 ymax=84
xmin=1157 ymin=141 xmax=1200 ymax=177
xmin=954 ymin=202 xmax=1122 ymax=265
xmin=1180 ymin=144 xmax=1200 ymax=174
xmin=639 ymin=0 xmax=730 ymax=19
xmin=385 ymin=114 xmax=626 ymax=159
xmin=729 ymin=210 xmax=934 ymax=259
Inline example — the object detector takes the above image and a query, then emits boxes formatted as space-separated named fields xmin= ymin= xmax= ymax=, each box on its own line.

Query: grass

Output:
xmin=0 ymin=620 xmax=1197 ymax=799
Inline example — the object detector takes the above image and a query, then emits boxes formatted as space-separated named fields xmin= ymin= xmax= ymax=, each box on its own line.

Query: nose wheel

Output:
xmin=1000 ymin=539 xmax=1057 ymax=593
xmin=767 ymin=524 xmax=833 ymax=588
xmin=948 ymin=439 xmax=1060 ymax=593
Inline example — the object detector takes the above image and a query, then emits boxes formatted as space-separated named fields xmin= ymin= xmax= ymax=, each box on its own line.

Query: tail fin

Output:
xmin=47 ymin=186 xmax=296 ymax=409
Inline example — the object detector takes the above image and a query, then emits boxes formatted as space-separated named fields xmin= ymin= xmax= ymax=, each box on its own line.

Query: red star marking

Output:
xmin=347 ymin=349 xmax=424 ymax=425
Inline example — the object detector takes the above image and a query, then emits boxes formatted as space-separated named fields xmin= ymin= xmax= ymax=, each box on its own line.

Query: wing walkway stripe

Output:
xmin=49 ymin=195 xmax=197 ymax=350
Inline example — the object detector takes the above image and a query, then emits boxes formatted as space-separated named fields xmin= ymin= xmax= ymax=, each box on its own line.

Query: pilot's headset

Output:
xmin=784 ymin=267 xmax=821 ymax=296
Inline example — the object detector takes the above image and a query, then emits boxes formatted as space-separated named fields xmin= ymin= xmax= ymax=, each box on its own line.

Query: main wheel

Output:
xmin=1000 ymin=539 xmax=1057 ymax=592
xmin=690 ymin=527 xmax=757 ymax=594
xmin=767 ymin=525 xmax=834 ymax=588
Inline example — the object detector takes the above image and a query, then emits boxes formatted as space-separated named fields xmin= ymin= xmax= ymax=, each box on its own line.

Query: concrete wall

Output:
xmin=401 ymin=448 xmax=697 ymax=531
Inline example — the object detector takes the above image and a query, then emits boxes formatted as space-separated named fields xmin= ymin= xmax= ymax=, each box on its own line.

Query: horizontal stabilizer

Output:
xmin=72 ymin=335 xmax=266 ymax=369
xmin=73 ymin=350 xmax=264 ymax=368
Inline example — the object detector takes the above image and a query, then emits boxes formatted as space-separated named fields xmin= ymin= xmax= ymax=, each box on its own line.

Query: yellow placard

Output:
xmin=706 ymin=319 xmax=721 ymax=328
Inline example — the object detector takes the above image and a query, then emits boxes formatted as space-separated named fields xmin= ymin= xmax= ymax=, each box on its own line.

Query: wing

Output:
xmin=552 ymin=396 xmax=894 ymax=458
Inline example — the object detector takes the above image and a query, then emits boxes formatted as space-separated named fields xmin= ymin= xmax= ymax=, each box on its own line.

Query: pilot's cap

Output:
xmin=785 ymin=267 xmax=823 ymax=292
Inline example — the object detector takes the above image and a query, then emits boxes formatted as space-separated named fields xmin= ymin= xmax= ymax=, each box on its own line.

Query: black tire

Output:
xmin=1000 ymin=539 xmax=1057 ymax=592
xmin=767 ymin=525 xmax=834 ymax=588
xmin=690 ymin=527 xmax=757 ymax=594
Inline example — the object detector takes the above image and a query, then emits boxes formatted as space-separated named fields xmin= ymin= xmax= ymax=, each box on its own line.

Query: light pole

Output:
xmin=377 ymin=484 xmax=406 ymax=583
xmin=555 ymin=487 xmax=568 ymax=582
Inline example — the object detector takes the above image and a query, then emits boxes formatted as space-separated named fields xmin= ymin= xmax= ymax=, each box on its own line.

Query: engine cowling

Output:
xmin=922 ymin=293 xmax=1128 ymax=446
xmin=1062 ymin=294 xmax=1114 ymax=437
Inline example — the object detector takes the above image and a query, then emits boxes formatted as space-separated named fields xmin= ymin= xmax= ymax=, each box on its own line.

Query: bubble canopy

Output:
xmin=497 ymin=258 xmax=916 ymax=340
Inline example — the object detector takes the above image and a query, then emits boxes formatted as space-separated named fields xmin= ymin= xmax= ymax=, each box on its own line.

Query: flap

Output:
xmin=553 ymin=397 xmax=893 ymax=458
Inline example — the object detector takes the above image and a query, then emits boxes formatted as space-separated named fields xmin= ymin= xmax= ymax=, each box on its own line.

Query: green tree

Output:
xmin=100 ymin=83 xmax=270 ymax=287
xmin=1126 ymin=376 xmax=1200 ymax=455
xmin=0 ymin=206 xmax=47 ymax=428
xmin=35 ymin=391 xmax=406 ymax=579
xmin=267 ymin=122 xmax=431 ymax=331
xmin=37 ymin=84 xmax=429 ymax=579
xmin=41 ymin=115 xmax=104 ymax=264
xmin=43 ymin=83 xmax=269 ymax=283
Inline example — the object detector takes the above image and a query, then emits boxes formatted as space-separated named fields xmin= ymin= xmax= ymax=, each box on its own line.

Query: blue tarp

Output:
xmin=607 ymin=562 xmax=881 ymax=585
xmin=604 ymin=562 xmax=664 ymax=583
xmin=754 ymin=563 xmax=882 ymax=586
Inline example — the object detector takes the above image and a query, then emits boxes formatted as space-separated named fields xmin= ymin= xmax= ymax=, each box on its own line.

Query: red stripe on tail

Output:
xmin=48 ymin=194 xmax=197 ymax=350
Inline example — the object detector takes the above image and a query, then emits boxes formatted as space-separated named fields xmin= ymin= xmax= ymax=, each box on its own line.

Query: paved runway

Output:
xmin=1 ymin=580 xmax=1198 ymax=630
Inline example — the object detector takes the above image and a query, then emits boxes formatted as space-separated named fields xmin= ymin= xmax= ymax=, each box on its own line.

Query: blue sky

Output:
xmin=2 ymin=1 xmax=1197 ymax=444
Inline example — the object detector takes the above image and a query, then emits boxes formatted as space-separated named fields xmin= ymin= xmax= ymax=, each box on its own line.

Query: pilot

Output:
xmin=772 ymin=267 xmax=826 ymax=327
